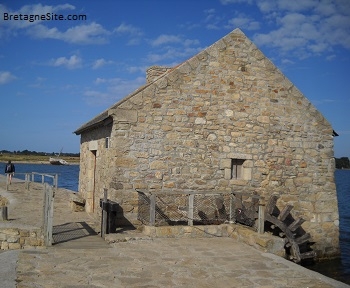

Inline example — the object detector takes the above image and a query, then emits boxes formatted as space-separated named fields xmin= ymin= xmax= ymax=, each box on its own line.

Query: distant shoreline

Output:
xmin=0 ymin=153 xmax=79 ymax=165
xmin=0 ymin=161 xmax=79 ymax=165
xmin=0 ymin=158 xmax=79 ymax=165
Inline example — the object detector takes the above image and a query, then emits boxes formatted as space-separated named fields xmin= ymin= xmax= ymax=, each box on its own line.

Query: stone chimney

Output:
xmin=146 ymin=66 xmax=172 ymax=83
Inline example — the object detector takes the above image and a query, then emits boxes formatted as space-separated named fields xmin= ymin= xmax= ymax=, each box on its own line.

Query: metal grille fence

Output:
xmin=136 ymin=190 xmax=263 ymax=231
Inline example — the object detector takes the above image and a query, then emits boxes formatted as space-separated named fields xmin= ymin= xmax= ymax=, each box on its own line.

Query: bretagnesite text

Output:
xmin=3 ymin=12 xmax=87 ymax=22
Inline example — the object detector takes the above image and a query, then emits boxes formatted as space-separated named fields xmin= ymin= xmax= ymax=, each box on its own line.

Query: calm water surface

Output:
xmin=3 ymin=163 xmax=350 ymax=283
xmin=307 ymin=169 xmax=350 ymax=284
xmin=6 ymin=163 xmax=80 ymax=191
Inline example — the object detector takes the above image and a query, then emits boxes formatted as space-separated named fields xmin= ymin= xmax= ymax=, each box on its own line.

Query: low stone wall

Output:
xmin=142 ymin=224 xmax=286 ymax=257
xmin=0 ymin=228 xmax=44 ymax=250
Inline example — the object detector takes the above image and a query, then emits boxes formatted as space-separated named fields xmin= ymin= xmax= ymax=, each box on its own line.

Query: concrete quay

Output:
xmin=0 ymin=175 xmax=349 ymax=288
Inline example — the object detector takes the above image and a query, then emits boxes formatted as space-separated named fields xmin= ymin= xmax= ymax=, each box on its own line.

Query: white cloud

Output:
xmin=256 ymin=0 xmax=276 ymax=13
xmin=206 ymin=24 xmax=221 ymax=30
xmin=92 ymin=58 xmax=113 ymax=69
xmin=256 ymin=0 xmax=317 ymax=13
xmin=151 ymin=34 xmax=182 ymax=46
xmin=150 ymin=34 xmax=200 ymax=48
xmin=253 ymin=1 xmax=350 ymax=59
xmin=94 ymin=77 xmax=107 ymax=84
xmin=84 ymin=77 xmax=145 ymax=106
xmin=113 ymin=23 xmax=143 ymax=45
xmin=281 ymin=58 xmax=294 ymax=65
xmin=83 ymin=90 xmax=113 ymax=106
xmin=28 ymin=22 xmax=110 ymax=44
xmin=51 ymin=55 xmax=82 ymax=69
xmin=0 ymin=71 xmax=16 ymax=84
xmin=313 ymin=0 xmax=337 ymax=16
xmin=29 ymin=76 xmax=46 ymax=88
xmin=114 ymin=23 xmax=142 ymax=36
xmin=226 ymin=14 xmax=260 ymax=30
xmin=146 ymin=46 xmax=201 ymax=64
xmin=311 ymin=98 xmax=336 ymax=105
xmin=127 ymin=66 xmax=148 ymax=74
xmin=204 ymin=9 xmax=216 ymax=22
xmin=61 ymin=23 xmax=110 ymax=44
xmin=146 ymin=33 xmax=202 ymax=64
xmin=326 ymin=54 xmax=336 ymax=61
xmin=183 ymin=39 xmax=200 ymax=47
xmin=220 ymin=0 xmax=253 ymax=5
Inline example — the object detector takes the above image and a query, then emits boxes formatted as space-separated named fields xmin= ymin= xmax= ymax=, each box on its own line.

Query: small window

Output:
xmin=231 ymin=159 xmax=244 ymax=179
xmin=105 ymin=137 xmax=110 ymax=149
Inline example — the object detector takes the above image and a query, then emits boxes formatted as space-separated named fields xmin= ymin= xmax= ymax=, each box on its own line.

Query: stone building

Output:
xmin=74 ymin=28 xmax=339 ymax=258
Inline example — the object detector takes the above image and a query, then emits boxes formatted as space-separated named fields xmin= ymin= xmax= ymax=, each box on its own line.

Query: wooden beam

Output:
xmin=295 ymin=233 xmax=312 ymax=245
xmin=265 ymin=194 xmax=279 ymax=215
xmin=288 ymin=218 xmax=305 ymax=232
xmin=277 ymin=204 xmax=293 ymax=222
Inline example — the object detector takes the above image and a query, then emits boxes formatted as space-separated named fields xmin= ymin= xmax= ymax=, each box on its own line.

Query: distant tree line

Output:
xmin=0 ymin=150 xmax=79 ymax=157
xmin=335 ymin=157 xmax=350 ymax=169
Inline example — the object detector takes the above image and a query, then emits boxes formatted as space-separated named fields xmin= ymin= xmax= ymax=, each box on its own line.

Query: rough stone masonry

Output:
xmin=75 ymin=28 xmax=339 ymax=260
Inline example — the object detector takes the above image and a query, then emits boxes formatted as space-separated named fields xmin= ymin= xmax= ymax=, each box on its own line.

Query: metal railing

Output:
xmin=3 ymin=173 xmax=58 ymax=246
xmin=136 ymin=190 xmax=266 ymax=233
xmin=5 ymin=172 xmax=58 ymax=191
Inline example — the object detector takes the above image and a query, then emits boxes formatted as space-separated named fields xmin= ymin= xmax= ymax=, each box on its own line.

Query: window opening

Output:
xmin=231 ymin=159 xmax=245 ymax=179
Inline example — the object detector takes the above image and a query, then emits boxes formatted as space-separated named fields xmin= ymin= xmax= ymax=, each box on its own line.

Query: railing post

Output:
xmin=41 ymin=175 xmax=44 ymax=184
xmin=258 ymin=197 xmax=265 ymax=234
xmin=150 ymin=194 xmax=155 ymax=226
xmin=188 ymin=194 xmax=194 ymax=226
xmin=43 ymin=183 xmax=54 ymax=246
xmin=25 ymin=173 xmax=30 ymax=190
xmin=54 ymin=174 xmax=58 ymax=189
xmin=6 ymin=174 xmax=9 ymax=191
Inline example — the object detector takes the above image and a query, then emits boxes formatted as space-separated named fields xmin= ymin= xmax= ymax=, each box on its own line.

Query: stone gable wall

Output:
xmin=78 ymin=30 xmax=339 ymax=258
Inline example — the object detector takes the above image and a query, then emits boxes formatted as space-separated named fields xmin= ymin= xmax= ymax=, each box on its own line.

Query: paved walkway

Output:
xmin=0 ymin=175 xmax=349 ymax=288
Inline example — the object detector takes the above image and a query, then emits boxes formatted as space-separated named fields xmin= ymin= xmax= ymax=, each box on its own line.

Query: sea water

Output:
xmin=307 ymin=169 xmax=350 ymax=284
xmin=3 ymin=163 xmax=350 ymax=283
xmin=5 ymin=162 xmax=80 ymax=191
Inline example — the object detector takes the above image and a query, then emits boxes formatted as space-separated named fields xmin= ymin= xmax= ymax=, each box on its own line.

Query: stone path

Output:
xmin=0 ymin=175 xmax=349 ymax=288
xmin=14 ymin=237 xmax=350 ymax=288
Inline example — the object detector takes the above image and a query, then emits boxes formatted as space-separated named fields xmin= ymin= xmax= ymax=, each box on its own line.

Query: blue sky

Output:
xmin=0 ymin=0 xmax=349 ymax=157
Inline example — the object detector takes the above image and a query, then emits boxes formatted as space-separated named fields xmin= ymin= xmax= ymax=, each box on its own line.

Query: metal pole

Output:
xmin=55 ymin=174 xmax=58 ymax=189
xmin=188 ymin=194 xmax=194 ymax=226
xmin=150 ymin=194 xmax=155 ymax=226
xmin=43 ymin=183 xmax=48 ymax=245
xmin=25 ymin=173 xmax=29 ymax=190
xmin=6 ymin=174 xmax=9 ymax=191
xmin=47 ymin=184 xmax=54 ymax=246
xmin=101 ymin=188 xmax=108 ymax=238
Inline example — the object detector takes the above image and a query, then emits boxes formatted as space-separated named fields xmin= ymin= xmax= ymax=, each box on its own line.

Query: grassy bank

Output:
xmin=0 ymin=153 xmax=79 ymax=164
